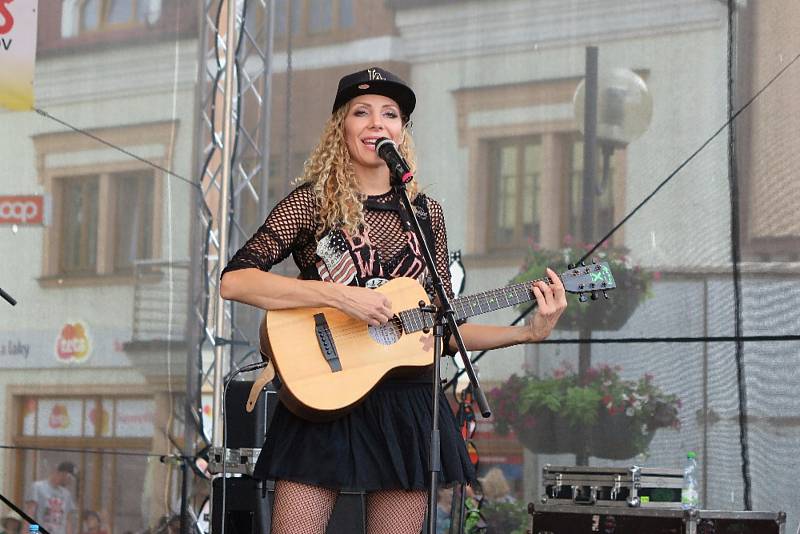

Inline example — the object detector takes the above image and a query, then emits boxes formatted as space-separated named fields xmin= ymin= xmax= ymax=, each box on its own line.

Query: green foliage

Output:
xmin=563 ymin=386 xmax=603 ymax=426
xmin=489 ymin=363 xmax=681 ymax=439
xmin=465 ymin=500 xmax=529 ymax=534
xmin=480 ymin=501 xmax=529 ymax=534
xmin=512 ymin=239 xmax=656 ymax=330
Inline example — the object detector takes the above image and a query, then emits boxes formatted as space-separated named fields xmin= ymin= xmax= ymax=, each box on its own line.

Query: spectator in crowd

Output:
xmin=81 ymin=511 xmax=108 ymax=534
xmin=478 ymin=467 xmax=515 ymax=504
xmin=25 ymin=461 xmax=78 ymax=534
xmin=1 ymin=513 xmax=23 ymax=534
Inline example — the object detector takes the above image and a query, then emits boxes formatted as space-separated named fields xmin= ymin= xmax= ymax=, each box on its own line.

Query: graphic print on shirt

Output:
xmin=343 ymin=227 xmax=382 ymax=279
xmin=44 ymin=495 xmax=66 ymax=527
xmin=315 ymin=231 xmax=357 ymax=285
xmin=390 ymin=229 xmax=426 ymax=282
xmin=313 ymin=196 xmax=434 ymax=293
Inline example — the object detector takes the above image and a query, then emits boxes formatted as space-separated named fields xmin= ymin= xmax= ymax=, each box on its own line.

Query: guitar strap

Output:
xmin=246 ymin=361 xmax=275 ymax=413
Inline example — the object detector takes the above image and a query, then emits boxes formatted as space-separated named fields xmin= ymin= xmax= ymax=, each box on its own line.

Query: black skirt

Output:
xmin=253 ymin=379 xmax=476 ymax=491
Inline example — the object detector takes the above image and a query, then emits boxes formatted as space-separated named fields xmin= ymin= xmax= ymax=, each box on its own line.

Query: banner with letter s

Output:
xmin=0 ymin=0 xmax=38 ymax=111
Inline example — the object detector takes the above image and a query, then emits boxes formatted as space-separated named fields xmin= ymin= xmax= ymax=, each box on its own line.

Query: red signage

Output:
xmin=0 ymin=195 xmax=45 ymax=224
xmin=0 ymin=1 xmax=15 ymax=35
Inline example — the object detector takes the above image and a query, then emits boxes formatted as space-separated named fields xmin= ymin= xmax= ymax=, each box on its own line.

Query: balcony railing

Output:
xmin=132 ymin=259 xmax=191 ymax=343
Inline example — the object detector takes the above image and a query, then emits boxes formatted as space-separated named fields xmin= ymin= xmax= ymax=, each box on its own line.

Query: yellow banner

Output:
xmin=0 ymin=0 xmax=38 ymax=111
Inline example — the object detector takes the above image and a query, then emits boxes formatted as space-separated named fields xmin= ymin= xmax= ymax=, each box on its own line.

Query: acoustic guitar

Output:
xmin=259 ymin=262 xmax=616 ymax=420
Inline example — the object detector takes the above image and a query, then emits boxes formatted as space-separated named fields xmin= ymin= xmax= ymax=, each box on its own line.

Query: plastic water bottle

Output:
xmin=681 ymin=451 xmax=699 ymax=509
xmin=29 ymin=524 xmax=40 ymax=534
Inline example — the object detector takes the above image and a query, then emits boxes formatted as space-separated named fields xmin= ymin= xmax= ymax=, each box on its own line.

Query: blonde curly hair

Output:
xmin=298 ymin=104 xmax=419 ymax=236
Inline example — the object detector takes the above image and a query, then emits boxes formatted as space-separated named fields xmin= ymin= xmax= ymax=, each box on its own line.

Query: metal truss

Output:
xmin=185 ymin=0 xmax=275 ymax=531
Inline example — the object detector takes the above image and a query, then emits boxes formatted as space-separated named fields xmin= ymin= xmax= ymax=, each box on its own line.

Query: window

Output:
xmin=113 ymin=171 xmax=155 ymax=272
xmin=275 ymin=0 xmax=354 ymax=36
xmin=62 ymin=0 xmax=161 ymax=37
xmin=13 ymin=395 xmax=155 ymax=534
xmin=489 ymin=137 xmax=541 ymax=249
xmin=309 ymin=0 xmax=334 ymax=33
xmin=454 ymin=78 xmax=626 ymax=258
xmin=34 ymin=121 xmax=173 ymax=284
xmin=59 ymin=177 xmax=100 ymax=275
xmin=566 ymin=139 xmax=616 ymax=244
xmin=55 ymin=171 xmax=155 ymax=276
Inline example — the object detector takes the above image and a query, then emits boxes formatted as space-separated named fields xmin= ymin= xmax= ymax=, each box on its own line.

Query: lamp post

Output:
xmin=571 ymin=47 xmax=652 ymax=464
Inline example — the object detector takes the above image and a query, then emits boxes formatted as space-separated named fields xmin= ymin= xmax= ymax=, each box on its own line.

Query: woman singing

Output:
xmin=220 ymin=66 xmax=567 ymax=534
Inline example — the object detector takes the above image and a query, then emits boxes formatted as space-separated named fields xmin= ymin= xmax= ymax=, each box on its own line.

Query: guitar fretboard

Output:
xmin=397 ymin=278 xmax=547 ymax=334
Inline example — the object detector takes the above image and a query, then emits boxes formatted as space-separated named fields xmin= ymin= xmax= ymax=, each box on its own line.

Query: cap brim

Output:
xmin=332 ymin=80 xmax=416 ymax=118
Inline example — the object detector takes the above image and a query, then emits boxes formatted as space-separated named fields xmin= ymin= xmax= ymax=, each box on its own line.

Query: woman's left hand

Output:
xmin=527 ymin=267 xmax=568 ymax=342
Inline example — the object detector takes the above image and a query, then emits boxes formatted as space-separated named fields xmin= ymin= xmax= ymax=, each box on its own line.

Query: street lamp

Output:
xmin=569 ymin=48 xmax=653 ymax=465
xmin=573 ymin=60 xmax=653 ymax=240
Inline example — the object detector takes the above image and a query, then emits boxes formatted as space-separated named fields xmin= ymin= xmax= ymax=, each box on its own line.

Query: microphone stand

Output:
xmin=390 ymin=177 xmax=490 ymax=534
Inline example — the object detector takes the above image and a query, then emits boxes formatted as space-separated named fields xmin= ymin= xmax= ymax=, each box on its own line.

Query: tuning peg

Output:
xmin=580 ymin=261 xmax=586 ymax=267
xmin=590 ymin=291 xmax=599 ymax=301
xmin=603 ymin=290 xmax=609 ymax=300
xmin=591 ymin=257 xmax=597 ymax=264
xmin=578 ymin=293 xmax=589 ymax=303
xmin=568 ymin=263 xmax=575 ymax=270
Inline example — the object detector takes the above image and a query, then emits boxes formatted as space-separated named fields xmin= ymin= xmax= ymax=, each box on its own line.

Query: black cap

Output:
xmin=331 ymin=67 xmax=415 ymax=120
xmin=57 ymin=461 xmax=78 ymax=476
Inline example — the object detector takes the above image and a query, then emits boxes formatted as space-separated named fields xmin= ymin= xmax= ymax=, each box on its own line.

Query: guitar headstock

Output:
xmin=559 ymin=261 xmax=616 ymax=302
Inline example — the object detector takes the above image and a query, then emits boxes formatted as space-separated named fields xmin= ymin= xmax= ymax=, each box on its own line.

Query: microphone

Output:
xmin=375 ymin=137 xmax=414 ymax=184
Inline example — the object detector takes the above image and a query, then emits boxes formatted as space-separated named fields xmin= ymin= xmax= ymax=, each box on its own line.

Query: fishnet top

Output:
xmin=222 ymin=184 xmax=455 ymax=301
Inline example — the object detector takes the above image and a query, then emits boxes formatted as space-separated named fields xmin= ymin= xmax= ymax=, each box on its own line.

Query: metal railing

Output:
xmin=132 ymin=259 xmax=191 ymax=342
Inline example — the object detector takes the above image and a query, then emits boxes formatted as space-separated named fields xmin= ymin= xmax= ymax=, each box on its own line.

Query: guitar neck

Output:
xmin=397 ymin=278 xmax=547 ymax=334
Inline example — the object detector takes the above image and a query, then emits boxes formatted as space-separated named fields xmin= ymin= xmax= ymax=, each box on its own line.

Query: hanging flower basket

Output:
xmin=511 ymin=239 xmax=655 ymax=331
xmin=489 ymin=364 xmax=680 ymax=459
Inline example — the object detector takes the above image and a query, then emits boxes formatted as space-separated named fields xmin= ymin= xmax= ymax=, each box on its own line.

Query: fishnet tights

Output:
xmin=366 ymin=489 xmax=427 ymax=534
xmin=271 ymin=480 xmax=337 ymax=534
xmin=270 ymin=480 xmax=427 ymax=534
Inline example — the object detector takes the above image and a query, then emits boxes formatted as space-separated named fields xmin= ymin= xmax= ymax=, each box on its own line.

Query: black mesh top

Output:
xmin=222 ymin=184 xmax=455 ymax=301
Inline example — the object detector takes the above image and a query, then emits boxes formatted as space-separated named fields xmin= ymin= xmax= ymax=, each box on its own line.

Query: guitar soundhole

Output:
xmin=368 ymin=316 xmax=403 ymax=345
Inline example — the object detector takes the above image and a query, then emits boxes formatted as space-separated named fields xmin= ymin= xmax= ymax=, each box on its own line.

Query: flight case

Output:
xmin=529 ymin=502 xmax=786 ymax=534
xmin=541 ymin=464 xmax=683 ymax=507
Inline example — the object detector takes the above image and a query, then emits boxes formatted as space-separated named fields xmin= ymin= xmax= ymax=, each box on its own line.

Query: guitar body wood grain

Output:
xmin=260 ymin=277 xmax=435 ymax=421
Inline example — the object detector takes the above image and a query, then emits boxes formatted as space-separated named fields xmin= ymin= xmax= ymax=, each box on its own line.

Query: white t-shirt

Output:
xmin=25 ymin=480 xmax=75 ymax=534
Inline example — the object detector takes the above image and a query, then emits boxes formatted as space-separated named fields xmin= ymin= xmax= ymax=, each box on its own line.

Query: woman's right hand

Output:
xmin=333 ymin=285 xmax=393 ymax=326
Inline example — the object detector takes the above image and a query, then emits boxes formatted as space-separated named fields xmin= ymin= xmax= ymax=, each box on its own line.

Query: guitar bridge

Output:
xmin=314 ymin=313 xmax=341 ymax=373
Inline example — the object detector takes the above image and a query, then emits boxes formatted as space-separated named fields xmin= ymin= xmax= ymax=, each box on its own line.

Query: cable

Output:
xmin=33 ymin=108 xmax=198 ymax=189
xmin=726 ymin=0 xmax=751 ymax=510
xmin=0 ymin=444 xmax=164 ymax=458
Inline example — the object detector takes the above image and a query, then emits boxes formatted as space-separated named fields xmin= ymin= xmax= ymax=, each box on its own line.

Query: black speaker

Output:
xmin=211 ymin=477 xmax=365 ymax=534
xmin=211 ymin=477 xmax=270 ymax=534
xmin=224 ymin=381 xmax=278 ymax=449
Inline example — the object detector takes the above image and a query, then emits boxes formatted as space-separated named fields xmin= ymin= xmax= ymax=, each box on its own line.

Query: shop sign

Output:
xmin=0 ymin=195 xmax=46 ymax=225
xmin=0 ymin=0 xmax=39 ymax=111
xmin=55 ymin=321 xmax=92 ymax=363
xmin=0 ymin=338 xmax=30 ymax=359
xmin=0 ymin=325 xmax=130 ymax=368
xmin=37 ymin=398 xmax=82 ymax=437
xmin=115 ymin=399 xmax=155 ymax=437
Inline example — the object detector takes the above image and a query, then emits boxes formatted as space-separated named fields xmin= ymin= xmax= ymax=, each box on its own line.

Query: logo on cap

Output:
xmin=367 ymin=68 xmax=384 ymax=81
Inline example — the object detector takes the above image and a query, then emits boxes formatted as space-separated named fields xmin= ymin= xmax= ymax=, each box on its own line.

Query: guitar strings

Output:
xmin=314 ymin=279 xmax=543 ymax=342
